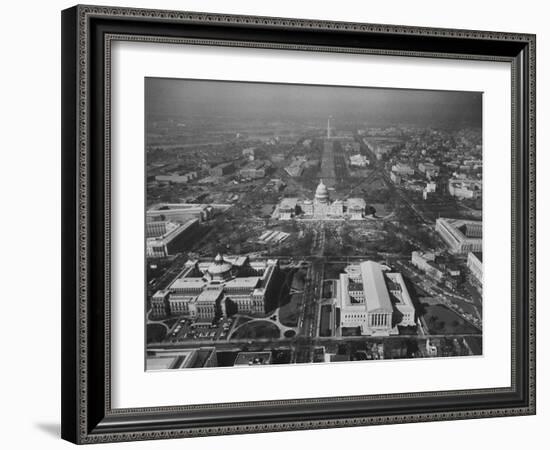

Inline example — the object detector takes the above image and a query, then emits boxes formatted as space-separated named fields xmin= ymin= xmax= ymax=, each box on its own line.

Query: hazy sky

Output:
xmin=145 ymin=77 xmax=482 ymax=127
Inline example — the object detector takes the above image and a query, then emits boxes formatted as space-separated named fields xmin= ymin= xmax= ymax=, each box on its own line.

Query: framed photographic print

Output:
xmin=61 ymin=5 xmax=536 ymax=444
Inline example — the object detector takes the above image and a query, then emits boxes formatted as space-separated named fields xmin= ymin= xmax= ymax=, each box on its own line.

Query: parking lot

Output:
xmin=165 ymin=317 xmax=235 ymax=343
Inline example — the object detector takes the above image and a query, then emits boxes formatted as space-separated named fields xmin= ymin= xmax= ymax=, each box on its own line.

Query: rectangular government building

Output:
xmin=147 ymin=203 xmax=216 ymax=223
xmin=146 ymin=348 xmax=217 ymax=370
xmin=435 ymin=218 xmax=482 ymax=254
xmin=467 ymin=251 xmax=483 ymax=289
xmin=146 ymin=219 xmax=199 ymax=258
xmin=334 ymin=261 xmax=416 ymax=336
xmin=151 ymin=254 xmax=279 ymax=320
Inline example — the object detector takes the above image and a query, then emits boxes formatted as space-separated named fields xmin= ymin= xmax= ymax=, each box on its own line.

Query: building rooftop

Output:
xmin=166 ymin=256 xmax=277 ymax=294
xmin=152 ymin=289 xmax=170 ymax=299
xmin=147 ymin=348 xmax=217 ymax=370
xmin=413 ymin=250 xmax=436 ymax=261
xmin=241 ymin=160 xmax=265 ymax=170
xmin=437 ymin=217 xmax=482 ymax=241
xmin=233 ymin=256 xmax=248 ymax=267
xmin=146 ymin=356 xmax=178 ymax=371
xmin=146 ymin=350 xmax=195 ymax=370
xmin=279 ymin=198 xmax=299 ymax=209
xmin=385 ymin=272 xmax=414 ymax=307
xmin=360 ymin=261 xmax=393 ymax=312
xmin=197 ymin=288 xmax=223 ymax=303
xmin=224 ymin=277 xmax=261 ymax=289
xmin=347 ymin=198 xmax=366 ymax=209
xmin=148 ymin=203 xmax=209 ymax=212
xmin=207 ymin=254 xmax=233 ymax=276
xmin=339 ymin=261 xmax=394 ymax=313
xmin=315 ymin=180 xmax=329 ymax=200
xmin=169 ymin=277 xmax=207 ymax=290
xmin=146 ymin=219 xmax=199 ymax=246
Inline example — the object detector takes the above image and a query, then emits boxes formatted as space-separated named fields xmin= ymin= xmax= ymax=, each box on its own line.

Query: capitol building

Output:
xmin=277 ymin=180 xmax=366 ymax=220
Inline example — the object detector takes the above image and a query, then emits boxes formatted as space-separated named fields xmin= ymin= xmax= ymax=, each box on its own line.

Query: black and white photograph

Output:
xmin=145 ymin=78 xmax=483 ymax=370
xmin=1 ymin=0 xmax=544 ymax=446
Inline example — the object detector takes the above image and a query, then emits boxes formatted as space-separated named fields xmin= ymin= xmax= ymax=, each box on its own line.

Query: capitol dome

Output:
xmin=315 ymin=179 xmax=329 ymax=202
xmin=207 ymin=253 xmax=233 ymax=280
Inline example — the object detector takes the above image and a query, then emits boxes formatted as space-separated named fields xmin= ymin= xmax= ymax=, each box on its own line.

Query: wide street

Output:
xmin=149 ymin=333 xmax=482 ymax=355
xmin=293 ymin=258 xmax=324 ymax=363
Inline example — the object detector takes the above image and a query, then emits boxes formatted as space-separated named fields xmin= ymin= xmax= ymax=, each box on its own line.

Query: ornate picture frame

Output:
xmin=61 ymin=5 xmax=536 ymax=444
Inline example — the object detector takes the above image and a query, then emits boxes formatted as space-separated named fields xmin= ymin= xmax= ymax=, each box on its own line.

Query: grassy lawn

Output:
xmin=322 ymin=280 xmax=334 ymax=299
xmin=278 ymin=293 xmax=302 ymax=327
xmin=422 ymin=304 xmax=480 ymax=335
xmin=323 ymin=263 xmax=348 ymax=280
xmin=291 ymin=268 xmax=306 ymax=290
xmin=231 ymin=321 xmax=281 ymax=340
xmin=146 ymin=324 xmax=167 ymax=344
xmin=265 ymin=268 xmax=296 ymax=314
xmin=319 ymin=304 xmax=332 ymax=337
xmin=233 ymin=316 xmax=252 ymax=328
xmin=370 ymin=203 xmax=390 ymax=217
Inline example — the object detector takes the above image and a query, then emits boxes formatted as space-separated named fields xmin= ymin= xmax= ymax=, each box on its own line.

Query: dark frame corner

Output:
xmin=61 ymin=4 xmax=536 ymax=444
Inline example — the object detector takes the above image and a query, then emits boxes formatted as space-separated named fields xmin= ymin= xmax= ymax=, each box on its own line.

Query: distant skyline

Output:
xmin=146 ymin=77 xmax=482 ymax=128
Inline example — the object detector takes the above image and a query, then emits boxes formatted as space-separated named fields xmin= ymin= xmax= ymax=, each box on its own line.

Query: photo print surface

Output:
xmin=144 ymin=78 xmax=483 ymax=371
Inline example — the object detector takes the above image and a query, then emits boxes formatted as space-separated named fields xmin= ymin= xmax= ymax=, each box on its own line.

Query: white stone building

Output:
xmin=391 ymin=163 xmax=415 ymax=176
xmin=448 ymin=178 xmax=482 ymax=199
xmin=146 ymin=219 xmax=199 ymax=258
xmin=151 ymin=254 xmax=279 ymax=320
xmin=411 ymin=251 xmax=444 ymax=281
xmin=349 ymin=154 xmax=369 ymax=167
xmin=335 ymin=261 xmax=416 ymax=336
xmin=277 ymin=180 xmax=365 ymax=220
xmin=436 ymin=218 xmax=482 ymax=254
xmin=467 ymin=252 xmax=483 ymax=284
